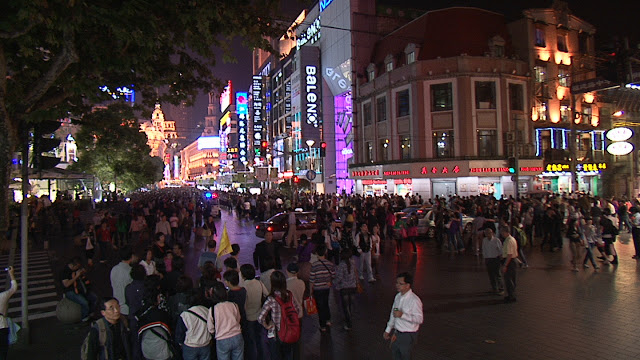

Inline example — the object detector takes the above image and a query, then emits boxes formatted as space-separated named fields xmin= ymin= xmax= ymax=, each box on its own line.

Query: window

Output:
xmin=535 ymin=102 xmax=548 ymax=121
xmin=582 ymin=105 xmax=592 ymax=124
xmin=366 ymin=142 xmax=373 ymax=163
xmin=431 ymin=83 xmax=452 ymax=111
xmin=561 ymin=105 xmax=571 ymax=123
xmin=509 ymin=83 xmax=524 ymax=111
xmin=386 ymin=62 xmax=393 ymax=72
xmin=540 ymin=129 xmax=551 ymax=155
xmin=407 ymin=52 xmax=415 ymax=64
xmin=400 ymin=137 xmax=411 ymax=160
xmin=368 ymin=70 xmax=375 ymax=81
xmin=379 ymin=138 xmax=390 ymax=161
xmin=363 ymin=102 xmax=372 ymax=126
xmin=579 ymin=33 xmax=589 ymax=54
xmin=475 ymin=81 xmax=496 ymax=109
xmin=433 ymin=131 xmax=454 ymax=158
xmin=535 ymin=28 xmax=546 ymax=47
xmin=557 ymin=34 xmax=568 ymax=52
xmin=534 ymin=66 xmax=546 ymax=83
xmin=477 ymin=130 xmax=498 ymax=157
xmin=493 ymin=45 xmax=505 ymax=58
xmin=376 ymin=97 xmax=387 ymax=122
xmin=396 ymin=90 xmax=410 ymax=117
xmin=558 ymin=67 xmax=570 ymax=87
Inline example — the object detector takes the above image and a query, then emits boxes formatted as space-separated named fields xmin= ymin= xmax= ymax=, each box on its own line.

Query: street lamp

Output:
xmin=306 ymin=139 xmax=315 ymax=171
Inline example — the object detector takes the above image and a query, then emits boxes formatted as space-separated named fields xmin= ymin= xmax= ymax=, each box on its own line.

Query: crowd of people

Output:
xmin=49 ymin=186 xmax=640 ymax=360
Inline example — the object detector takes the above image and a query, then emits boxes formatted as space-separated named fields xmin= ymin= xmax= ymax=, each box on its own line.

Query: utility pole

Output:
xmin=19 ymin=125 xmax=30 ymax=343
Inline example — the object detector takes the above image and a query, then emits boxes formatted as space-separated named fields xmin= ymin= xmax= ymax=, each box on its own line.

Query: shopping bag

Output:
xmin=304 ymin=297 xmax=318 ymax=315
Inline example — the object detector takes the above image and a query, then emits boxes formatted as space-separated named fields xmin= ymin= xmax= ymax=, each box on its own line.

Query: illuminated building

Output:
xmin=140 ymin=103 xmax=180 ymax=180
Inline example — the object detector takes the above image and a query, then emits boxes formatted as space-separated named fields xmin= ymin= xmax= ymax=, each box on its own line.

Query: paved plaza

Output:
xmin=8 ymin=210 xmax=640 ymax=359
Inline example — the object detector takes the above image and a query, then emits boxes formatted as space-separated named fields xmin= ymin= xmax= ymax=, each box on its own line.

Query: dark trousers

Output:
xmin=340 ymin=288 xmax=356 ymax=328
xmin=504 ymin=261 xmax=517 ymax=299
xmin=632 ymin=227 xmax=640 ymax=256
xmin=245 ymin=320 xmax=266 ymax=360
xmin=0 ymin=328 xmax=8 ymax=360
xmin=267 ymin=337 xmax=294 ymax=360
xmin=391 ymin=331 xmax=417 ymax=360
xmin=485 ymin=258 xmax=503 ymax=292
xmin=313 ymin=289 xmax=331 ymax=327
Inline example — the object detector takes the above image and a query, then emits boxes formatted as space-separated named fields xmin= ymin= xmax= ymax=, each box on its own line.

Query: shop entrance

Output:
xmin=432 ymin=181 xmax=456 ymax=198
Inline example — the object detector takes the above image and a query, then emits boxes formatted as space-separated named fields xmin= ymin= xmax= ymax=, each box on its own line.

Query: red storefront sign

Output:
xmin=351 ymin=170 xmax=380 ymax=177
xmin=470 ymin=167 xmax=509 ymax=173
xmin=362 ymin=179 xmax=387 ymax=185
xmin=393 ymin=179 xmax=412 ymax=185
xmin=421 ymin=165 xmax=460 ymax=174
xmin=520 ymin=166 xmax=543 ymax=172
xmin=384 ymin=170 xmax=410 ymax=176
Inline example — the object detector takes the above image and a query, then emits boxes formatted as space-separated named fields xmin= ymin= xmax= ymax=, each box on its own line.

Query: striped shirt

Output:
xmin=309 ymin=258 xmax=335 ymax=290
xmin=257 ymin=291 xmax=302 ymax=331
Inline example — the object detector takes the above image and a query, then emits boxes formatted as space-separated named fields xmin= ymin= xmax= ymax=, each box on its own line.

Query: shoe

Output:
xmin=503 ymin=296 xmax=517 ymax=303
xmin=610 ymin=260 xmax=619 ymax=265
xmin=325 ymin=321 xmax=332 ymax=327
xmin=343 ymin=325 xmax=352 ymax=331
xmin=602 ymin=260 xmax=610 ymax=265
xmin=496 ymin=291 xmax=505 ymax=296
xmin=522 ymin=264 xmax=529 ymax=269
xmin=572 ymin=267 xmax=579 ymax=272
xmin=594 ymin=265 xmax=600 ymax=270
xmin=320 ymin=327 xmax=327 ymax=332
xmin=368 ymin=278 xmax=376 ymax=283
xmin=359 ymin=276 xmax=364 ymax=280
xmin=598 ymin=256 xmax=606 ymax=260
xmin=583 ymin=264 xmax=590 ymax=268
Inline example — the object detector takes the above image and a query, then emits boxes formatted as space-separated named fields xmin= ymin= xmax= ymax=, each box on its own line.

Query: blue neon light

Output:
xmin=320 ymin=0 xmax=334 ymax=12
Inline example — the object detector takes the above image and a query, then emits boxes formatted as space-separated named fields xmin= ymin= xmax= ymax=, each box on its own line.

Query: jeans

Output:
xmin=391 ymin=331 xmax=417 ymax=360
xmin=244 ymin=320 xmax=265 ymax=360
xmin=182 ymin=344 xmax=211 ymax=360
xmin=217 ymin=333 xmax=244 ymax=360
xmin=313 ymin=288 xmax=331 ymax=328
xmin=583 ymin=243 xmax=597 ymax=266
xmin=358 ymin=252 xmax=374 ymax=281
xmin=340 ymin=288 xmax=356 ymax=328
xmin=65 ymin=290 xmax=95 ymax=318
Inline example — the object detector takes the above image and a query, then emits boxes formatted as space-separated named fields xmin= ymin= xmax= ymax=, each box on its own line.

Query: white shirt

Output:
xmin=385 ymin=289 xmax=423 ymax=333
xmin=482 ymin=236 xmax=503 ymax=259
xmin=0 ymin=280 xmax=17 ymax=328
xmin=110 ymin=262 xmax=133 ymax=315
xmin=140 ymin=260 xmax=157 ymax=276
xmin=180 ymin=305 xmax=211 ymax=348
xmin=502 ymin=235 xmax=518 ymax=258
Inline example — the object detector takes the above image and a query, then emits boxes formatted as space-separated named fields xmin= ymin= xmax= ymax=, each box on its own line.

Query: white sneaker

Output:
xmin=359 ymin=276 xmax=364 ymax=280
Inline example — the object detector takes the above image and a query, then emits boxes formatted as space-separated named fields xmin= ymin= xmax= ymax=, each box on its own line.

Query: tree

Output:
xmin=0 ymin=0 xmax=283 ymax=244
xmin=71 ymin=104 xmax=163 ymax=192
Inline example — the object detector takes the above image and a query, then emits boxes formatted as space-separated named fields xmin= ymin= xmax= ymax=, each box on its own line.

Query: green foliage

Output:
xmin=70 ymin=104 xmax=163 ymax=192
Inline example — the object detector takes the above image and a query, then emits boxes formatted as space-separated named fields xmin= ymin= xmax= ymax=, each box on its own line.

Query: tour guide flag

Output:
xmin=217 ymin=223 xmax=232 ymax=258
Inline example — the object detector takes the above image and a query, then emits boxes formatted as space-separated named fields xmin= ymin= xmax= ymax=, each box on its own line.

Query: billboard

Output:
xmin=237 ymin=92 xmax=249 ymax=164
xmin=220 ymin=80 xmax=232 ymax=113
xmin=198 ymin=136 xmax=221 ymax=150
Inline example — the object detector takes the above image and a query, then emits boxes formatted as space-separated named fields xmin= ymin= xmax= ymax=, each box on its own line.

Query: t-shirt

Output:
xmin=227 ymin=287 xmax=247 ymax=325
xmin=242 ymin=279 xmax=268 ymax=322
xmin=61 ymin=266 xmax=75 ymax=292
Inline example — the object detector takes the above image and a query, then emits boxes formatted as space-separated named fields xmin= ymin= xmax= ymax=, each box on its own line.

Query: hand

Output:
xmin=393 ymin=310 xmax=403 ymax=318
xmin=7 ymin=266 xmax=14 ymax=278
xmin=383 ymin=332 xmax=391 ymax=340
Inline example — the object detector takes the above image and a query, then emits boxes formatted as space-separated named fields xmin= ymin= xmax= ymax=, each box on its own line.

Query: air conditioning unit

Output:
xmin=505 ymin=131 xmax=515 ymax=143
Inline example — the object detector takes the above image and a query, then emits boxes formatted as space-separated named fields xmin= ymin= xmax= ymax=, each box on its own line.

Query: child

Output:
xmin=370 ymin=224 xmax=381 ymax=277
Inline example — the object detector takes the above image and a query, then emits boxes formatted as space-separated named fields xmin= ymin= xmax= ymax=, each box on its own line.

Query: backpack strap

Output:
xmin=186 ymin=309 xmax=207 ymax=323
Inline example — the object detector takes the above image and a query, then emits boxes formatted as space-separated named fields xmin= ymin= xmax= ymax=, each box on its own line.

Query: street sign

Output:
xmin=306 ymin=170 xmax=317 ymax=181
xmin=571 ymin=78 xmax=619 ymax=94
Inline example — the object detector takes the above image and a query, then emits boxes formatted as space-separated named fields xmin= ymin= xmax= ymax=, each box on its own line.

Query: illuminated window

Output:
xmin=379 ymin=138 xmax=390 ymax=161
xmin=433 ymin=131 xmax=454 ymax=158
xmin=376 ymin=97 xmax=387 ymax=122
xmin=475 ymin=81 xmax=496 ymax=109
xmin=561 ymin=105 xmax=571 ymax=123
xmin=582 ymin=106 xmax=592 ymax=123
xmin=535 ymin=28 xmax=546 ymax=47
xmin=386 ymin=62 xmax=393 ymax=72
xmin=558 ymin=67 xmax=570 ymax=87
xmin=407 ymin=52 xmax=415 ymax=64
xmin=396 ymin=90 xmax=410 ymax=117
xmin=400 ymin=137 xmax=411 ymax=160
xmin=368 ymin=70 xmax=375 ymax=81
xmin=431 ymin=83 xmax=452 ymax=111
xmin=363 ymin=102 xmax=372 ymax=126
xmin=557 ymin=34 xmax=568 ymax=52
xmin=534 ymin=66 xmax=546 ymax=83
xmin=477 ymin=130 xmax=497 ymax=157
xmin=366 ymin=142 xmax=373 ymax=163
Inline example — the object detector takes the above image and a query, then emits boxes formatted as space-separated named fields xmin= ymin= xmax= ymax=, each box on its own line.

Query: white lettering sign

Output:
xmin=296 ymin=17 xmax=321 ymax=50
xmin=306 ymin=66 xmax=319 ymax=128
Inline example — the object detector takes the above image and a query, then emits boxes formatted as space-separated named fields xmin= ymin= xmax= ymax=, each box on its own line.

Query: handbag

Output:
xmin=304 ymin=297 xmax=318 ymax=315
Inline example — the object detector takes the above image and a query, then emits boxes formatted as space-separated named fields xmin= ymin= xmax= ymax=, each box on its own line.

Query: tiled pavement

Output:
xmin=9 ymin=210 xmax=640 ymax=359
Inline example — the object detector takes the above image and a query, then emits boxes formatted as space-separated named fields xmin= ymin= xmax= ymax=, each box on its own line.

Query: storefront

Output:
xmin=538 ymin=161 xmax=606 ymax=195
xmin=350 ymin=159 xmax=544 ymax=198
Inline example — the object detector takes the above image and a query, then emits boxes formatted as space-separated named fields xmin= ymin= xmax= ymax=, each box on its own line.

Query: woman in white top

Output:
xmin=0 ymin=266 xmax=17 ymax=358
xmin=207 ymin=282 xmax=244 ymax=360
xmin=140 ymin=249 xmax=158 ymax=276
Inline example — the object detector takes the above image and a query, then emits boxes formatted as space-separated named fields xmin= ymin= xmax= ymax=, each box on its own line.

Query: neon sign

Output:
xmin=296 ymin=17 xmax=321 ymax=50
xmin=237 ymin=92 xmax=248 ymax=164
xmin=320 ymin=0 xmax=334 ymax=11
xmin=421 ymin=166 xmax=460 ymax=174
xmin=351 ymin=170 xmax=379 ymax=177
xmin=306 ymin=66 xmax=320 ymax=128
xmin=470 ymin=167 xmax=509 ymax=173
xmin=220 ymin=81 xmax=232 ymax=113
xmin=384 ymin=170 xmax=410 ymax=176
xmin=362 ymin=179 xmax=387 ymax=185
xmin=394 ymin=179 xmax=412 ymax=185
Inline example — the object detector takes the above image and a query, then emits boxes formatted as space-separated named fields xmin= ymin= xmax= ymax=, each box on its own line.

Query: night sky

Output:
xmin=183 ymin=0 xmax=638 ymax=142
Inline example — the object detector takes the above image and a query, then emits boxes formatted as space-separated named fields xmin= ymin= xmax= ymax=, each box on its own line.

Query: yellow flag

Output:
xmin=217 ymin=223 xmax=232 ymax=258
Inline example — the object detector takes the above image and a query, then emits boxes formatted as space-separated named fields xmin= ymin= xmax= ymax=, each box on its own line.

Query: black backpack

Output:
xmin=358 ymin=234 xmax=371 ymax=253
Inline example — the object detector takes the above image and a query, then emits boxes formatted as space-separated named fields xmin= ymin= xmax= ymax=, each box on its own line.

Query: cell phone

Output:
xmin=3 ymin=267 xmax=9 ymax=272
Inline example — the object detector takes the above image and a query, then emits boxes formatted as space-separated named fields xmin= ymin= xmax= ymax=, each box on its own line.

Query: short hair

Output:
xmin=207 ymin=240 xmax=217 ymax=250
xmin=224 ymin=257 xmax=238 ymax=269
xmin=173 ymin=243 xmax=183 ymax=252
xmin=223 ymin=270 xmax=240 ymax=286
xmin=230 ymin=244 xmax=240 ymax=256
xmin=119 ymin=245 xmax=133 ymax=261
xmin=240 ymin=264 xmax=256 ymax=280
xmin=299 ymin=234 xmax=308 ymax=243
xmin=211 ymin=282 xmax=228 ymax=303
xmin=315 ymin=243 xmax=327 ymax=257
xmin=68 ymin=256 xmax=82 ymax=266
xmin=130 ymin=264 xmax=146 ymax=281
xmin=99 ymin=297 xmax=119 ymax=311
xmin=397 ymin=272 xmax=413 ymax=286
xmin=155 ymin=232 xmax=165 ymax=241
xmin=176 ymin=275 xmax=193 ymax=293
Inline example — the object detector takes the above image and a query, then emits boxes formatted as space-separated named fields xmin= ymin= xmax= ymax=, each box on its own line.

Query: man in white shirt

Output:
xmin=500 ymin=227 xmax=519 ymax=303
xmin=383 ymin=272 xmax=424 ymax=360
xmin=482 ymin=226 xmax=503 ymax=294
xmin=110 ymin=246 xmax=135 ymax=316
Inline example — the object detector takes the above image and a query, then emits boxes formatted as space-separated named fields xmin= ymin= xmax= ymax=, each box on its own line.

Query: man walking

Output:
xmin=500 ymin=226 xmax=518 ymax=303
xmin=383 ymin=272 xmax=423 ymax=360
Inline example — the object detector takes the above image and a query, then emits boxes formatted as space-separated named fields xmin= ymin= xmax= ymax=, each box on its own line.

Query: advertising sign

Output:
xmin=237 ymin=92 xmax=249 ymax=164
xmin=220 ymin=81 xmax=232 ymax=113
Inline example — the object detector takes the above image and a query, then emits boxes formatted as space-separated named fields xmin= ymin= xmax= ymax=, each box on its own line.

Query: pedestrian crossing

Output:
xmin=0 ymin=251 xmax=58 ymax=323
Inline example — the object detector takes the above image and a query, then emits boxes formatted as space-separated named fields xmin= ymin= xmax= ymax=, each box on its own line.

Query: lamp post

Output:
xmin=306 ymin=139 xmax=315 ymax=171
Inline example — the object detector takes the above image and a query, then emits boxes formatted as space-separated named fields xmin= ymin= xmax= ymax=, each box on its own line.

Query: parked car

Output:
xmin=255 ymin=211 xmax=323 ymax=241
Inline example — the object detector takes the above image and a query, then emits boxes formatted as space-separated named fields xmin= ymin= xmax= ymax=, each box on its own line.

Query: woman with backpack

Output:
xmin=207 ymin=282 xmax=244 ymax=360
xmin=258 ymin=270 xmax=302 ymax=360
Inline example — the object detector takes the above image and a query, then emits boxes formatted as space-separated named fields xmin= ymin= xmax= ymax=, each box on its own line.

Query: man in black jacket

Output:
xmin=85 ymin=297 xmax=132 ymax=360
xmin=253 ymin=231 xmax=282 ymax=272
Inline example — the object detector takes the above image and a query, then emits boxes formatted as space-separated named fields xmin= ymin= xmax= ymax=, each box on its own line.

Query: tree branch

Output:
xmin=0 ymin=20 xmax=39 ymax=40
xmin=22 ymin=29 xmax=79 ymax=113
